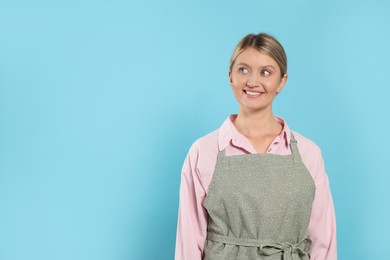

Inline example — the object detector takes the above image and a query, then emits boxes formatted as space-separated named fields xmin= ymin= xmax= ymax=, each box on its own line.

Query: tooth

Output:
xmin=246 ymin=91 xmax=260 ymax=96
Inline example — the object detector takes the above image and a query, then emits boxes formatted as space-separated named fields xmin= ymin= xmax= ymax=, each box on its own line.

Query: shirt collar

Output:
xmin=217 ymin=114 xmax=292 ymax=151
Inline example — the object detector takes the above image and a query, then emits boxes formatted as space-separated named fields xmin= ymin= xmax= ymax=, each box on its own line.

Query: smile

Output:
xmin=243 ymin=90 xmax=264 ymax=96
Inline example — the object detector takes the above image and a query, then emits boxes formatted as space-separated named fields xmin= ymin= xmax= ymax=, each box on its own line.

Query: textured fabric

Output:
xmin=174 ymin=115 xmax=337 ymax=260
xmin=202 ymin=133 xmax=315 ymax=260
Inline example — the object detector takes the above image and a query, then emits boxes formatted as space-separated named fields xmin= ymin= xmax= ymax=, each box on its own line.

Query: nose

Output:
xmin=246 ymin=75 xmax=261 ymax=88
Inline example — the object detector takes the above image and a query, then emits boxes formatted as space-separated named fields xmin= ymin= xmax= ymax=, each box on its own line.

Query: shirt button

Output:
xmin=268 ymin=148 xmax=272 ymax=152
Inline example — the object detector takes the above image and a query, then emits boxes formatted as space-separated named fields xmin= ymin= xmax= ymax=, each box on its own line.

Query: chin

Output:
xmin=239 ymin=102 xmax=272 ymax=112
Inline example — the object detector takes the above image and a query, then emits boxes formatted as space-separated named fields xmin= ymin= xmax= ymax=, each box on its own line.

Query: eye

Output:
xmin=261 ymin=70 xmax=271 ymax=76
xmin=238 ymin=67 xmax=249 ymax=74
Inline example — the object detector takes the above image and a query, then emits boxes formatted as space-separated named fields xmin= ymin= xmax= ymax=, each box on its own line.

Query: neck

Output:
xmin=233 ymin=107 xmax=281 ymax=137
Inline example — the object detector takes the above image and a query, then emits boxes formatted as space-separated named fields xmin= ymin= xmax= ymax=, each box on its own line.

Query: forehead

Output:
xmin=235 ymin=47 xmax=278 ymax=67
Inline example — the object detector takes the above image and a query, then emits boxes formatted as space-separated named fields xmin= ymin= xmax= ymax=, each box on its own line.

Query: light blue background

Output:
xmin=0 ymin=0 xmax=389 ymax=259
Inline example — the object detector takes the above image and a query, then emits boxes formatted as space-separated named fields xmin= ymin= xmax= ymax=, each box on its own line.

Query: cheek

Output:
xmin=231 ymin=81 xmax=243 ymax=91
xmin=229 ymin=82 xmax=240 ymax=94
xmin=231 ymin=76 xmax=245 ymax=87
xmin=265 ymin=78 xmax=281 ymax=89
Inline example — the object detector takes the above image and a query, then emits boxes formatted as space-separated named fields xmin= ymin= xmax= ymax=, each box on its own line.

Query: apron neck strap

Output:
xmin=289 ymin=132 xmax=300 ymax=155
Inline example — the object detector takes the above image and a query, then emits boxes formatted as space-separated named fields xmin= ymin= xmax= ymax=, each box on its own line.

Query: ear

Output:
xmin=277 ymin=74 xmax=288 ymax=93
xmin=228 ymin=70 xmax=233 ymax=86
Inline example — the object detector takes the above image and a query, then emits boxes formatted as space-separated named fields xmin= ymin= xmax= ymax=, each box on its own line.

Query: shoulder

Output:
xmin=191 ymin=129 xmax=219 ymax=151
xmin=183 ymin=129 xmax=219 ymax=179
xmin=291 ymin=130 xmax=322 ymax=156
xmin=187 ymin=129 xmax=219 ymax=162
xmin=291 ymin=130 xmax=325 ymax=181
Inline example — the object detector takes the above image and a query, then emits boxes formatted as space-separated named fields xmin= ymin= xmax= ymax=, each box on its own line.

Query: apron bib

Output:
xmin=203 ymin=133 xmax=315 ymax=260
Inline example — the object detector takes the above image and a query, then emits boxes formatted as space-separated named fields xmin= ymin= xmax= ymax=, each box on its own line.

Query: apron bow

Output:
xmin=259 ymin=237 xmax=312 ymax=260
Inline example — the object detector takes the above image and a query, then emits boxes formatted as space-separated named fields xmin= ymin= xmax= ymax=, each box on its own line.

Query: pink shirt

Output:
xmin=175 ymin=115 xmax=337 ymax=260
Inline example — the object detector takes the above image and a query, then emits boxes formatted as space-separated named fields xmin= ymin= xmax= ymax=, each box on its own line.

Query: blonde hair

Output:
xmin=229 ymin=33 xmax=287 ymax=78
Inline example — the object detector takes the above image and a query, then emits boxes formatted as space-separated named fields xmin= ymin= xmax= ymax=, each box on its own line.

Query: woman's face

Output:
xmin=229 ymin=47 xmax=287 ymax=113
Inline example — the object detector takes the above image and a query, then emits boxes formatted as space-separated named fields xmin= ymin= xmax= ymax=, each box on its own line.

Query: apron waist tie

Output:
xmin=207 ymin=232 xmax=312 ymax=260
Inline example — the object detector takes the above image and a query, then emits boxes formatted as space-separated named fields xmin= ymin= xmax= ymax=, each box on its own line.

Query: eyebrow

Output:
xmin=236 ymin=62 xmax=276 ymax=70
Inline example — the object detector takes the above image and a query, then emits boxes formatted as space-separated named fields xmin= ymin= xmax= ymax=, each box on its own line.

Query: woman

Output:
xmin=175 ymin=33 xmax=337 ymax=260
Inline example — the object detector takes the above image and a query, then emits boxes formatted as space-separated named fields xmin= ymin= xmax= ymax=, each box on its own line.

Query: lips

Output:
xmin=243 ymin=90 xmax=264 ymax=97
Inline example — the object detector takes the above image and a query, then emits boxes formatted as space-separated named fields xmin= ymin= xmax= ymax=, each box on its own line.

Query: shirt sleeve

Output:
xmin=175 ymin=143 xmax=209 ymax=260
xmin=307 ymin=149 xmax=338 ymax=260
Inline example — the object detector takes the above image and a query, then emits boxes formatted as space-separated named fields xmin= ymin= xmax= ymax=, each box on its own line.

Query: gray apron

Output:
xmin=203 ymin=133 xmax=315 ymax=260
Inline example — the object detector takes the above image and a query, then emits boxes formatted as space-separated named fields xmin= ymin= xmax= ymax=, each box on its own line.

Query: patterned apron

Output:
xmin=203 ymin=133 xmax=315 ymax=260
